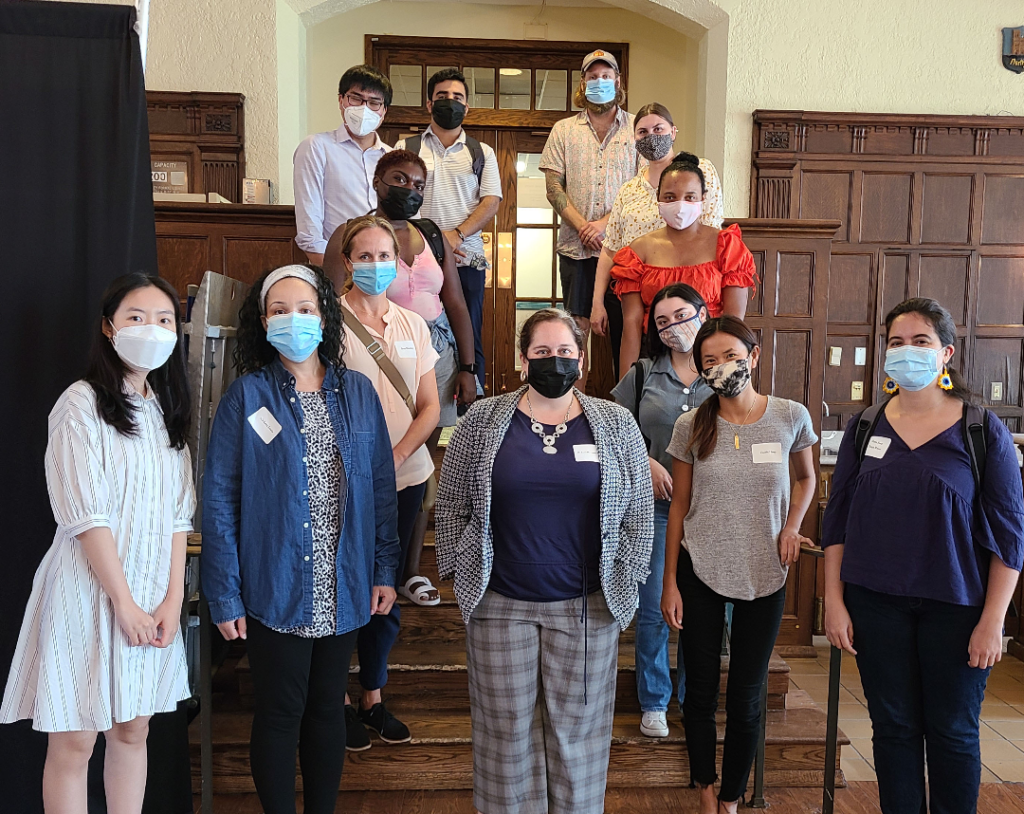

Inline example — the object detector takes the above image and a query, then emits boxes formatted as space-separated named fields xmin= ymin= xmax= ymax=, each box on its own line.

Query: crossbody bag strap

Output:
xmin=342 ymin=306 xmax=417 ymax=418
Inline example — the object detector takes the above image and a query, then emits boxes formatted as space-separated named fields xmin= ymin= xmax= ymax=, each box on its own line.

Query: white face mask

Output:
xmin=344 ymin=103 xmax=383 ymax=137
xmin=659 ymin=199 xmax=702 ymax=231
xmin=110 ymin=323 xmax=178 ymax=372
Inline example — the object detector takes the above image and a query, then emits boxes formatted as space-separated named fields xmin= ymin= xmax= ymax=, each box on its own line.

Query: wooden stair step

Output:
xmin=235 ymin=643 xmax=789 ymax=713
xmin=190 ymin=690 xmax=843 ymax=794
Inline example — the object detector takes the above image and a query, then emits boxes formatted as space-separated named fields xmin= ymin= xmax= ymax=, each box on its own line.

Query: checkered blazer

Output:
xmin=435 ymin=387 xmax=654 ymax=630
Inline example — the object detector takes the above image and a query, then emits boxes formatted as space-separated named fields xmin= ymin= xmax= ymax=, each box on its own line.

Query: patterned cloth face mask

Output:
xmin=657 ymin=313 xmax=702 ymax=353
xmin=703 ymin=357 xmax=752 ymax=398
xmin=635 ymin=133 xmax=674 ymax=162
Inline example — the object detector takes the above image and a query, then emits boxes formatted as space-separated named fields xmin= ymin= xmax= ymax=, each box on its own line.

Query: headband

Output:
xmin=260 ymin=265 xmax=319 ymax=314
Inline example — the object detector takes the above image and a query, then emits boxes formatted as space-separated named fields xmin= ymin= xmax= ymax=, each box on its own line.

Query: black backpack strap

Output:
xmin=405 ymin=134 xmax=422 ymax=156
xmin=408 ymin=218 xmax=447 ymax=267
xmin=464 ymin=135 xmax=485 ymax=182
xmin=631 ymin=359 xmax=651 ymax=451
xmin=962 ymin=403 xmax=988 ymax=495
xmin=854 ymin=401 xmax=888 ymax=463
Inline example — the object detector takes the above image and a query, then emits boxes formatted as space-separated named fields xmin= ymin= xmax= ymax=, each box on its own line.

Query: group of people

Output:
xmin=1 ymin=46 xmax=1023 ymax=814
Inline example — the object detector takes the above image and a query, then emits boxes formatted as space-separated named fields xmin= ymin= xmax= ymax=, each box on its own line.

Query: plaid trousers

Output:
xmin=466 ymin=590 xmax=619 ymax=814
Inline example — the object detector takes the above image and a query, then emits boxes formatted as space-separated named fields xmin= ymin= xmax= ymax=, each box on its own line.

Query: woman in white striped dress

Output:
xmin=1 ymin=273 xmax=196 ymax=814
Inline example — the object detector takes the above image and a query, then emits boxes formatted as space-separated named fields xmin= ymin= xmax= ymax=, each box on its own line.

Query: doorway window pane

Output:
xmin=535 ymin=69 xmax=567 ymax=111
xmin=515 ymin=229 xmax=553 ymax=298
xmin=571 ymin=70 xmax=583 ymax=111
xmin=516 ymin=153 xmax=553 ymax=224
xmin=389 ymin=65 xmax=422 ymax=107
xmin=426 ymin=65 xmax=458 ymax=101
xmin=499 ymin=68 xmax=531 ymax=110
xmin=465 ymin=67 xmax=495 ymax=109
xmin=515 ymin=302 xmax=553 ymax=370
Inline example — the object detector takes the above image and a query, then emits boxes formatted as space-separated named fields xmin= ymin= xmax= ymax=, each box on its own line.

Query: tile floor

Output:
xmin=790 ymin=644 xmax=1024 ymax=782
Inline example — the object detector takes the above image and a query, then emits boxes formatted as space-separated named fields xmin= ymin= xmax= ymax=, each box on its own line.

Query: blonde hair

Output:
xmin=328 ymin=215 xmax=400 ymax=293
xmin=573 ymin=77 xmax=626 ymax=111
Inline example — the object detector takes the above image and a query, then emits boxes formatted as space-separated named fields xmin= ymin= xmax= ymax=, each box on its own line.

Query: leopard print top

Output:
xmin=271 ymin=390 xmax=346 ymax=638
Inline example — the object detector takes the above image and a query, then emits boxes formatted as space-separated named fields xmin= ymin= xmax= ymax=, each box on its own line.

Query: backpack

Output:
xmin=408 ymin=217 xmax=447 ymax=267
xmin=853 ymin=398 xmax=987 ymax=491
xmin=405 ymin=133 xmax=485 ymax=183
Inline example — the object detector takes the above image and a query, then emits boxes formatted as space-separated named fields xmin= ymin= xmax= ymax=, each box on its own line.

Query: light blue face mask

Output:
xmin=584 ymin=78 xmax=616 ymax=105
xmin=884 ymin=345 xmax=942 ymax=391
xmin=352 ymin=261 xmax=398 ymax=296
xmin=266 ymin=312 xmax=323 ymax=363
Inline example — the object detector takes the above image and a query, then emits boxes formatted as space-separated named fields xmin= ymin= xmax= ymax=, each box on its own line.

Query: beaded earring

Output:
xmin=939 ymin=366 xmax=954 ymax=391
xmin=882 ymin=377 xmax=899 ymax=395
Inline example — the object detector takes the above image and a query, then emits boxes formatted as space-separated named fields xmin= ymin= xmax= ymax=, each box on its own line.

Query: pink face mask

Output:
xmin=659 ymin=199 xmax=702 ymax=231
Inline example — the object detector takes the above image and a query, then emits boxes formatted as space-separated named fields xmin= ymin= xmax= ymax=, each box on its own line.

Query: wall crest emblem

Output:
xmin=1003 ymin=26 xmax=1024 ymax=73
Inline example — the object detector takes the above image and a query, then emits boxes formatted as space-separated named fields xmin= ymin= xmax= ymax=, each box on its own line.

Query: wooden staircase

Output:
xmin=191 ymin=547 xmax=848 ymax=796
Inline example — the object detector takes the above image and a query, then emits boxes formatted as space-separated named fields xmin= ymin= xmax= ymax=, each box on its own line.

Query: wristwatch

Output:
xmin=459 ymin=363 xmax=478 ymax=374
xmin=455 ymin=227 xmax=466 ymax=242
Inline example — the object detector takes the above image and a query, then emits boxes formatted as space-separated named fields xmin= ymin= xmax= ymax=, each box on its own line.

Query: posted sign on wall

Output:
xmin=151 ymin=160 xmax=188 ymax=194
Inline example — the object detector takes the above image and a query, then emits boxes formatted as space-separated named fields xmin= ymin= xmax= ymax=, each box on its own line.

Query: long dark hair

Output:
xmin=84 ymin=273 xmax=190 ymax=450
xmin=884 ymin=297 xmax=976 ymax=404
xmin=647 ymin=283 xmax=707 ymax=360
xmin=657 ymin=150 xmax=705 ymax=197
xmin=233 ymin=265 xmax=345 ymax=377
xmin=686 ymin=316 xmax=759 ymax=460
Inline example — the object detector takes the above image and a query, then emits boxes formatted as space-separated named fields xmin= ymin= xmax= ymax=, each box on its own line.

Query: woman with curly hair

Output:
xmin=201 ymin=264 xmax=400 ymax=814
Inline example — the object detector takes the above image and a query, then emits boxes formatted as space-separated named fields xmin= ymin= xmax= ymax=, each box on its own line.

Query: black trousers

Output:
xmin=246 ymin=619 xmax=358 ymax=814
xmin=457 ymin=265 xmax=486 ymax=391
xmin=677 ymin=549 xmax=785 ymax=802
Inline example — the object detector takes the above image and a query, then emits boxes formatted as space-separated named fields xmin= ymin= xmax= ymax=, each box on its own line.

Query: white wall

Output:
xmin=277 ymin=0 xmax=308 ymax=203
xmin=717 ymin=0 xmax=1024 ymax=215
xmin=305 ymin=1 xmax=703 ymax=152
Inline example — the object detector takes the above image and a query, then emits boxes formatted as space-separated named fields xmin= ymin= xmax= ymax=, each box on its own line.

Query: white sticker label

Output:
xmin=751 ymin=442 xmax=783 ymax=463
xmin=247 ymin=406 xmax=282 ymax=445
xmin=395 ymin=340 xmax=417 ymax=359
xmin=865 ymin=436 xmax=891 ymax=459
xmin=574 ymin=444 xmax=600 ymax=463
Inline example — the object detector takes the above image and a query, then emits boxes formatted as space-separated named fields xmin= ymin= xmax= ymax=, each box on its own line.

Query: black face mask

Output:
xmin=526 ymin=356 xmax=579 ymax=399
xmin=431 ymin=99 xmax=467 ymax=131
xmin=378 ymin=183 xmax=423 ymax=221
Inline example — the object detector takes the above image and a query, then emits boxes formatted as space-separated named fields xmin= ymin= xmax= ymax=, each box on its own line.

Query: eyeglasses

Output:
xmin=344 ymin=92 xmax=385 ymax=112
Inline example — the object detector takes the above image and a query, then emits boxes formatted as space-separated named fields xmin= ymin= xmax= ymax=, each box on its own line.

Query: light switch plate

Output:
xmin=852 ymin=381 xmax=864 ymax=400
xmin=855 ymin=347 xmax=867 ymax=366
xmin=829 ymin=347 xmax=842 ymax=366
xmin=992 ymin=382 xmax=1004 ymax=402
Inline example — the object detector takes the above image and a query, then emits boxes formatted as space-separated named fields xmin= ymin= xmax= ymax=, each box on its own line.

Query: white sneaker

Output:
xmin=640 ymin=711 xmax=669 ymax=738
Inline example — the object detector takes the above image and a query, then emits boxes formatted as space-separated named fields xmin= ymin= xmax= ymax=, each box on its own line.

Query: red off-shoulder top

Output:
xmin=611 ymin=224 xmax=758 ymax=328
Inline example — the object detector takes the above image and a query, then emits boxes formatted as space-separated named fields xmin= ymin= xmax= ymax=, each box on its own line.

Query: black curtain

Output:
xmin=0 ymin=2 xmax=177 ymax=811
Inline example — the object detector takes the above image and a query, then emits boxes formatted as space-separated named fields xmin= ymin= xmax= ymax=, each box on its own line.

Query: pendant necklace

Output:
xmin=527 ymin=392 xmax=574 ymax=455
xmin=734 ymin=394 xmax=760 ymax=450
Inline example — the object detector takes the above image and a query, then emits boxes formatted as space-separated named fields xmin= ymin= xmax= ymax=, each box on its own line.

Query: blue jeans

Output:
xmin=845 ymin=583 xmax=990 ymax=814
xmin=636 ymin=500 xmax=683 ymax=712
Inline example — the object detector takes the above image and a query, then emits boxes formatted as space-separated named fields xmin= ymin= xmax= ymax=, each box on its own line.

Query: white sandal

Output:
xmin=398 ymin=575 xmax=441 ymax=606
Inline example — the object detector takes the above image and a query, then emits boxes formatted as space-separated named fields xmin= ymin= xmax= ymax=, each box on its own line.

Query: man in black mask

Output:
xmin=397 ymin=68 xmax=502 ymax=396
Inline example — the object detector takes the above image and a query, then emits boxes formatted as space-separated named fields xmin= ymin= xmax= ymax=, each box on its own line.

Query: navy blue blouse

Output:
xmin=820 ymin=408 xmax=1024 ymax=607
xmin=488 ymin=410 xmax=602 ymax=602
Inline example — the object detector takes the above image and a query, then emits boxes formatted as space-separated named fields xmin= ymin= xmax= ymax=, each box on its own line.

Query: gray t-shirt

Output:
xmin=666 ymin=396 xmax=818 ymax=600
xmin=611 ymin=355 xmax=714 ymax=472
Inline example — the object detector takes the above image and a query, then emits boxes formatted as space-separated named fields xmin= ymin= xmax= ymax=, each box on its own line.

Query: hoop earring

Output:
xmin=520 ymin=369 xmax=527 ymax=382
xmin=939 ymin=367 xmax=954 ymax=391
xmin=882 ymin=376 xmax=899 ymax=395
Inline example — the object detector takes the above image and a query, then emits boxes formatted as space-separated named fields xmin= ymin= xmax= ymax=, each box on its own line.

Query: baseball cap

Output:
xmin=581 ymin=49 xmax=619 ymax=73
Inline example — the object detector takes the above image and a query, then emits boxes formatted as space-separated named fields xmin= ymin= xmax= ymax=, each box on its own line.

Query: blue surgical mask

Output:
xmin=266 ymin=312 xmax=322 ymax=362
xmin=884 ymin=346 xmax=942 ymax=391
xmin=584 ymin=78 xmax=616 ymax=105
xmin=352 ymin=261 xmax=398 ymax=296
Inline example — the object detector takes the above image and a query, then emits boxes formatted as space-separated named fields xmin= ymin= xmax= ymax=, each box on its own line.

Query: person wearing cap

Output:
xmin=540 ymin=49 xmax=634 ymax=391
xmin=294 ymin=65 xmax=394 ymax=266
xmin=201 ymin=264 xmax=399 ymax=814
xmin=396 ymin=68 xmax=503 ymax=396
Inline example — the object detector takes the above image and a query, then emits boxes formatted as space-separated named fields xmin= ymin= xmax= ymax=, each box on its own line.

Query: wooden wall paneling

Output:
xmin=919 ymin=254 xmax=971 ymax=327
xmin=156 ymin=234 xmax=212 ymax=306
xmin=827 ymin=253 xmax=875 ymax=325
xmin=798 ymin=171 xmax=852 ymax=242
xmin=977 ymin=254 xmax=1024 ymax=327
xmin=492 ymin=130 xmax=518 ymax=396
xmin=921 ymin=173 xmax=974 ymax=245
xmin=859 ymin=172 xmax=913 ymax=244
xmin=982 ymin=174 xmax=1024 ymax=245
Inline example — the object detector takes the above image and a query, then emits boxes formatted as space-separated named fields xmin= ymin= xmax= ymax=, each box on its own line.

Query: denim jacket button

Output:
xmin=302 ymin=456 xmax=308 ymax=463
xmin=300 ymin=428 xmax=306 ymax=434
xmin=303 ymin=490 xmax=308 ymax=496
xmin=304 ymin=555 xmax=310 ymax=561
xmin=303 ymin=522 xmax=309 ymax=528
xmin=290 ymin=397 xmax=296 ymax=403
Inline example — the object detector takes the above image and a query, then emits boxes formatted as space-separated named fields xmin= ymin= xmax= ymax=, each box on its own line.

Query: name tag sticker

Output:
xmin=247 ymin=406 xmax=282 ymax=445
xmin=751 ymin=442 xmax=783 ymax=464
xmin=574 ymin=444 xmax=600 ymax=463
xmin=865 ymin=436 xmax=891 ymax=459
xmin=395 ymin=340 xmax=417 ymax=359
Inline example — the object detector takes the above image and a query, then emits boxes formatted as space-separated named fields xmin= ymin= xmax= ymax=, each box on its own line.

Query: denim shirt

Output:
xmin=201 ymin=359 xmax=399 ymax=634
